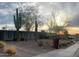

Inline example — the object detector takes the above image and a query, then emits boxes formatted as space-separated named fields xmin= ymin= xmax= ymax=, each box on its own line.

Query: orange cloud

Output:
xmin=66 ymin=27 xmax=79 ymax=35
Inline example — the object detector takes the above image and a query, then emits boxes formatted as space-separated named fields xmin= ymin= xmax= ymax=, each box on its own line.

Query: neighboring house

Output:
xmin=0 ymin=30 xmax=36 ymax=41
xmin=0 ymin=30 xmax=49 ymax=41
xmin=0 ymin=30 xmax=70 ymax=41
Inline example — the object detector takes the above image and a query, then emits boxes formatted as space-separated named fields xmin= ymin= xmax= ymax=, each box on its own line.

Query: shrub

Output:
xmin=65 ymin=40 xmax=75 ymax=45
xmin=38 ymin=41 xmax=43 ymax=47
xmin=59 ymin=41 xmax=68 ymax=48
xmin=70 ymin=40 xmax=75 ymax=44
xmin=48 ymin=40 xmax=53 ymax=47
xmin=66 ymin=41 xmax=71 ymax=45
xmin=43 ymin=41 xmax=49 ymax=48
xmin=0 ymin=41 xmax=6 ymax=51
xmin=5 ymin=46 xmax=16 ymax=56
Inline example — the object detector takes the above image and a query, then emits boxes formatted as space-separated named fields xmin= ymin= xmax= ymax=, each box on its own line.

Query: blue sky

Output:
xmin=0 ymin=2 xmax=18 ymax=25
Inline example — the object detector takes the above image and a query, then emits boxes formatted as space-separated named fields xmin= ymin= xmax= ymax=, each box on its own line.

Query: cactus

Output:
xmin=35 ymin=20 xmax=38 ymax=32
xmin=34 ymin=20 xmax=38 ymax=42
xmin=13 ymin=8 xmax=22 ymax=41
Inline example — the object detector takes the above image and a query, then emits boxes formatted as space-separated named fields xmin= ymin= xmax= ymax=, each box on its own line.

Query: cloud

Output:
xmin=37 ymin=2 xmax=79 ymax=27
xmin=70 ymin=14 xmax=79 ymax=27
xmin=0 ymin=2 xmax=79 ymax=28
xmin=0 ymin=2 xmax=18 ymax=25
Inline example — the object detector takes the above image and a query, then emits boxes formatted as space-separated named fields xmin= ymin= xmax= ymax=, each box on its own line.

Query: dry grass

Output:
xmin=5 ymin=46 xmax=16 ymax=56
xmin=0 ymin=41 xmax=6 ymax=52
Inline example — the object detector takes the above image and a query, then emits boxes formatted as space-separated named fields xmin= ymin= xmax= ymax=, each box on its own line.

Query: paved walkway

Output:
xmin=36 ymin=42 xmax=79 ymax=57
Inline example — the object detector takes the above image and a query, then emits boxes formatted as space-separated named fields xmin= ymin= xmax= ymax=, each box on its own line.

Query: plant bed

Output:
xmin=59 ymin=40 xmax=75 ymax=49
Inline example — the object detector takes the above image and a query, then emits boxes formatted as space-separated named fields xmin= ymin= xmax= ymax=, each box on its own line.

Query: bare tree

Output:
xmin=47 ymin=8 xmax=71 ymax=49
xmin=47 ymin=10 xmax=70 ymax=34
xmin=21 ymin=5 xmax=43 ymax=31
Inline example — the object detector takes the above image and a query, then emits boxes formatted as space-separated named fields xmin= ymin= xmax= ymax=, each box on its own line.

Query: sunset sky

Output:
xmin=0 ymin=2 xmax=79 ymax=35
xmin=66 ymin=27 xmax=79 ymax=35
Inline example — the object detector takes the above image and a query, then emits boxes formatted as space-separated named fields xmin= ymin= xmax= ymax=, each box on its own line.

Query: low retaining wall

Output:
xmin=35 ymin=42 xmax=79 ymax=57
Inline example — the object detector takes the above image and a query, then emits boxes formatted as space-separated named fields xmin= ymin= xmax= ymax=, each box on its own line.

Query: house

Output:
xmin=0 ymin=30 xmax=49 ymax=41
xmin=0 ymin=30 xmax=37 ymax=41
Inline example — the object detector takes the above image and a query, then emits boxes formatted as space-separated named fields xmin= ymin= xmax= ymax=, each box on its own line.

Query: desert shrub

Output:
xmin=70 ymin=40 xmax=75 ymax=43
xmin=48 ymin=40 xmax=53 ymax=46
xmin=0 ymin=41 xmax=6 ymax=51
xmin=42 ymin=41 xmax=49 ymax=48
xmin=5 ymin=46 xmax=16 ymax=56
xmin=60 ymin=43 xmax=68 ymax=48
xmin=65 ymin=40 xmax=75 ymax=45
xmin=38 ymin=41 xmax=43 ymax=47
xmin=66 ymin=41 xmax=71 ymax=45
xmin=59 ymin=40 xmax=75 ymax=48
xmin=59 ymin=41 xmax=68 ymax=48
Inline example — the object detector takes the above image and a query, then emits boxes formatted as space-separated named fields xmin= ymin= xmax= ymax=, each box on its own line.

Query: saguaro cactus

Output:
xmin=35 ymin=20 xmax=38 ymax=42
xmin=35 ymin=20 xmax=38 ymax=32
xmin=13 ymin=8 xmax=22 ymax=41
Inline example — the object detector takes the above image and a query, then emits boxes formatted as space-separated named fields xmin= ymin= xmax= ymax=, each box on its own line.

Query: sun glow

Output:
xmin=56 ymin=11 xmax=72 ymax=26
xmin=39 ymin=25 xmax=79 ymax=35
xmin=66 ymin=27 xmax=79 ymax=35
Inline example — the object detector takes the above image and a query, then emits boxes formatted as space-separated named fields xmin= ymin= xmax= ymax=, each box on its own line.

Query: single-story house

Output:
xmin=0 ymin=30 xmax=48 ymax=41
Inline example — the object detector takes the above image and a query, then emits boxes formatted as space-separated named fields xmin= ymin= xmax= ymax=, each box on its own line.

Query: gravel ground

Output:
xmin=0 ymin=40 xmax=54 ymax=57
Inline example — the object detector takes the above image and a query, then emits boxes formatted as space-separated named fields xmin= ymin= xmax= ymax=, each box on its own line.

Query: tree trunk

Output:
xmin=53 ymin=39 xmax=59 ymax=49
xmin=35 ymin=21 xmax=38 ymax=32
